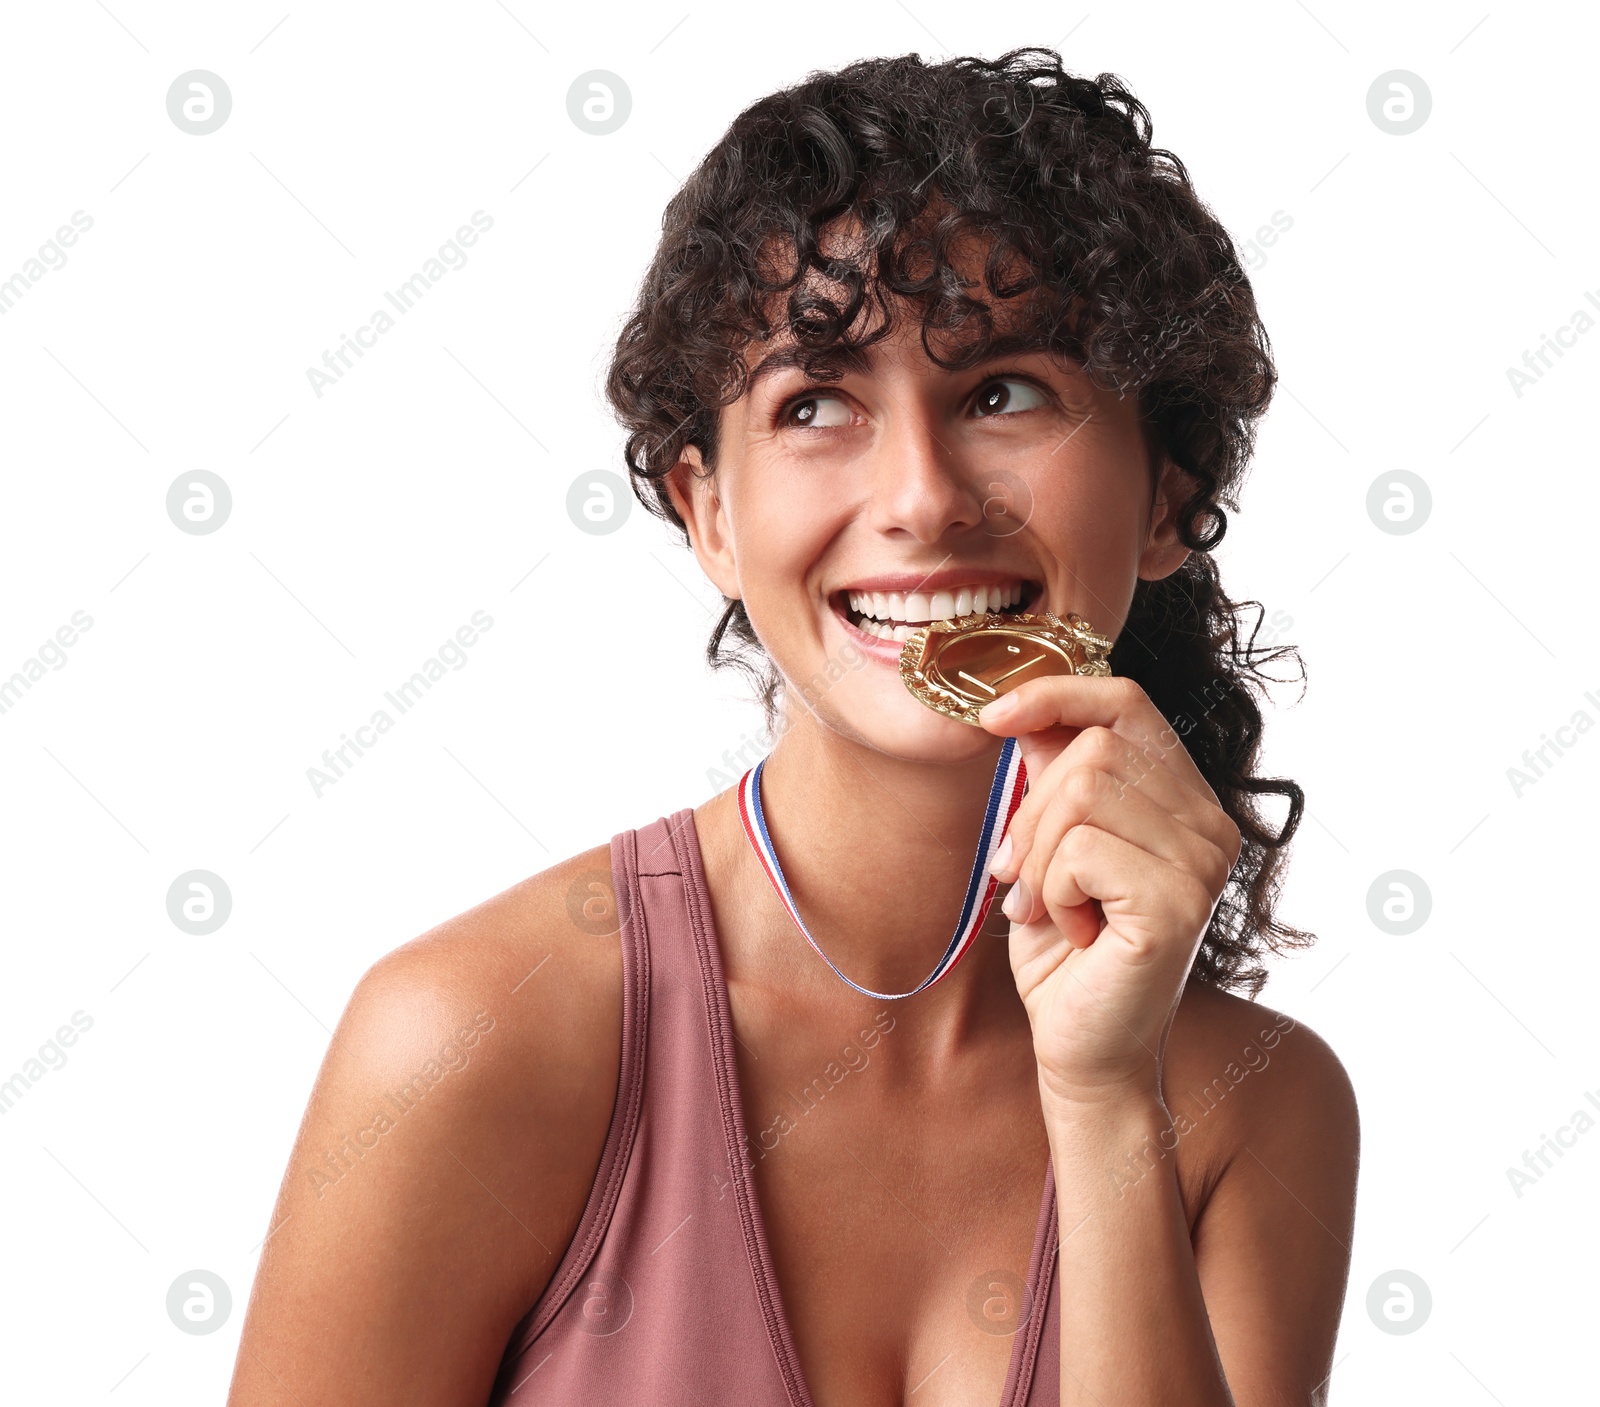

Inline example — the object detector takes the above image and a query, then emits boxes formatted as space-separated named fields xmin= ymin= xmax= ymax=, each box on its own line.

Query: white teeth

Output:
xmin=845 ymin=582 xmax=1029 ymax=627
xmin=855 ymin=617 xmax=915 ymax=642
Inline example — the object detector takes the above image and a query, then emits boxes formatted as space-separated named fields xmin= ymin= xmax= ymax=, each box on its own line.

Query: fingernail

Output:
xmin=989 ymin=835 xmax=1013 ymax=877
xmin=1001 ymin=878 xmax=1030 ymax=922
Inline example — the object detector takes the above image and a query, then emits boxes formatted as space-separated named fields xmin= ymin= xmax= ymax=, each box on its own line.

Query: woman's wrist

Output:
xmin=1038 ymin=1080 xmax=1187 ymax=1224
xmin=1037 ymin=1076 xmax=1173 ymax=1152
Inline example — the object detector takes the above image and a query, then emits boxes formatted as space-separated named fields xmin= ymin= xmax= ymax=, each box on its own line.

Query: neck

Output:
xmin=751 ymin=704 xmax=1018 ymax=1037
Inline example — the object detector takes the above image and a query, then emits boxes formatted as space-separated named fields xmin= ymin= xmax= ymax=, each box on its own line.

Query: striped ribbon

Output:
xmin=736 ymin=737 xmax=1029 ymax=1000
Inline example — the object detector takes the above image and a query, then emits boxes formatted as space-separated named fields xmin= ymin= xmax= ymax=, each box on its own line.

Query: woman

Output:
xmin=229 ymin=48 xmax=1358 ymax=1406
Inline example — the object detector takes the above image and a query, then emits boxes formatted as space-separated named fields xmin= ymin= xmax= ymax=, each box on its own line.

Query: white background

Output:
xmin=0 ymin=0 xmax=1593 ymax=1401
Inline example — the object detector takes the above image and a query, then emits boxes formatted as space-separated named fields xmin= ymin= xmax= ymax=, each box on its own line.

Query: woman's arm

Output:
xmin=226 ymin=848 xmax=624 ymax=1407
xmin=1045 ymin=996 xmax=1358 ymax=1404
xmin=982 ymin=674 xmax=1359 ymax=1404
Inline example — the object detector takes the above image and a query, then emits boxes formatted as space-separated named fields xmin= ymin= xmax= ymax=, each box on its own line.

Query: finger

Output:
xmin=1010 ymin=702 xmax=1218 ymax=819
xmin=1011 ymin=765 xmax=1233 ymax=925
xmin=1028 ymin=825 xmax=1221 ymax=964
xmin=1012 ymin=892 xmax=1101 ymax=958
xmin=1007 ymin=908 xmax=1085 ymax=993
xmin=1025 ymin=727 xmax=1240 ymax=865
xmin=995 ymin=725 xmax=1238 ymax=882
xmin=980 ymin=674 xmax=1221 ymax=808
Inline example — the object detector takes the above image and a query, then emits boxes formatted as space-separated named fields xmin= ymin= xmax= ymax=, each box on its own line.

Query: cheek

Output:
xmin=739 ymin=498 xmax=824 ymax=590
xmin=1021 ymin=447 xmax=1153 ymax=624
xmin=734 ymin=438 xmax=863 ymax=558
xmin=730 ymin=480 xmax=841 ymax=631
xmin=1030 ymin=469 xmax=1145 ymax=564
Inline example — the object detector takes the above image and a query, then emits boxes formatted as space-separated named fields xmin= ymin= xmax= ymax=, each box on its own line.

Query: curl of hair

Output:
xmin=603 ymin=47 xmax=1314 ymax=995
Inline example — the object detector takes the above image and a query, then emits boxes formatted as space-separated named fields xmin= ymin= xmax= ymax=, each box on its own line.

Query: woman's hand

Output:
xmin=980 ymin=675 xmax=1243 ymax=1111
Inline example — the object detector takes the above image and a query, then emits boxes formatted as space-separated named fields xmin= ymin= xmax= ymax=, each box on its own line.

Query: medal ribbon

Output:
xmin=736 ymin=737 xmax=1029 ymax=1001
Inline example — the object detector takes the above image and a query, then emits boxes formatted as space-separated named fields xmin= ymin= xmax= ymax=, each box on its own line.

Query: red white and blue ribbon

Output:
xmin=736 ymin=737 xmax=1029 ymax=1000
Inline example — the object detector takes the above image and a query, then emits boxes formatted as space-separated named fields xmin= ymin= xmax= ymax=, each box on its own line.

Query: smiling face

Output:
xmin=666 ymin=262 xmax=1194 ymax=764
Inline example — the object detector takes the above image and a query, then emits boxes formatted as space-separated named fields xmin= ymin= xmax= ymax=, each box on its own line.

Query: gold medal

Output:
xmin=899 ymin=610 xmax=1112 ymax=726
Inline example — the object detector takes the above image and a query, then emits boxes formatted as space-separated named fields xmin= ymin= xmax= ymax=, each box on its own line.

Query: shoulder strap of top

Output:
xmin=492 ymin=821 xmax=655 ymax=1370
xmin=1003 ymin=1150 xmax=1059 ymax=1406
xmin=666 ymin=808 xmax=817 ymax=1406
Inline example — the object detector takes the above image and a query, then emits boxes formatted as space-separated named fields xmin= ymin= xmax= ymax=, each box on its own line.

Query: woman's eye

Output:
xmin=974 ymin=378 xmax=1048 ymax=417
xmin=782 ymin=394 xmax=853 ymax=429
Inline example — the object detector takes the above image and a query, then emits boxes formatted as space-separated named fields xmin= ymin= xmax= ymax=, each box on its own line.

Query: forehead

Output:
xmin=739 ymin=212 xmax=1057 ymax=391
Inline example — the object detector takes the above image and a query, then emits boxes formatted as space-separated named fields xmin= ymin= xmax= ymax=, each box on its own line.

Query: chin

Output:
xmin=790 ymin=634 xmax=1004 ymax=765
xmin=858 ymin=706 xmax=1002 ymax=764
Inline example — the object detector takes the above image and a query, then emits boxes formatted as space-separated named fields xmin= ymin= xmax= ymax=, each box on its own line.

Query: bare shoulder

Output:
xmin=352 ymin=841 xmax=626 ymax=1108
xmin=228 ymin=844 xmax=627 ymax=1407
xmin=1161 ymin=980 xmax=1360 ymax=1203
xmin=1166 ymin=979 xmax=1359 ymax=1150
xmin=1163 ymin=978 xmax=1360 ymax=1385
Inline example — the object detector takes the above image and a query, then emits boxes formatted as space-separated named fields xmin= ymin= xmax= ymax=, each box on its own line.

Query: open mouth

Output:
xmin=835 ymin=580 xmax=1041 ymax=643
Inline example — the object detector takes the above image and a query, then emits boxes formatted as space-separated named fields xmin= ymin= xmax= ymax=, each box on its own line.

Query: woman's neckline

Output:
xmin=670 ymin=803 xmax=1059 ymax=1407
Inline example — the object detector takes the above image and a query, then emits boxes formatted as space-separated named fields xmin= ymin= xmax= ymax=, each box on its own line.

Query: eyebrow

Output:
xmin=744 ymin=330 xmax=1061 ymax=395
xmin=745 ymin=343 xmax=870 ymax=392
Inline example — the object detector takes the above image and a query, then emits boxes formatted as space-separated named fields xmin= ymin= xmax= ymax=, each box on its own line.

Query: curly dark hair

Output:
xmin=602 ymin=47 xmax=1313 ymax=996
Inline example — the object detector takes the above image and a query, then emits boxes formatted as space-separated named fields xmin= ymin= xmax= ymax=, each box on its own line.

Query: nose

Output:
xmin=865 ymin=401 xmax=984 ymax=544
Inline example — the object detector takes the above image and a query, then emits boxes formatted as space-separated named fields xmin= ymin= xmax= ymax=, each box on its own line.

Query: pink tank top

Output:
xmin=487 ymin=808 xmax=1062 ymax=1404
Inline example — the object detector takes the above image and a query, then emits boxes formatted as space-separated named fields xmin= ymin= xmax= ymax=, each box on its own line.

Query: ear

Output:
xmin=664 ymin=445 xmax=742 ymax=602
xmin=1137 ymin=455 xmax=1195 ymax=582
